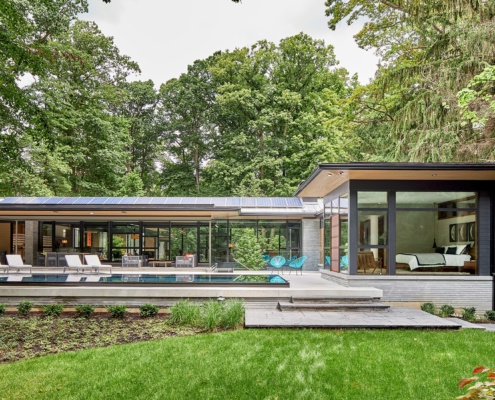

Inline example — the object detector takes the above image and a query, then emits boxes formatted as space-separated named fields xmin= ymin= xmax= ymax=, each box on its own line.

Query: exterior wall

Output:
xmin=302 ymin=219 xmax=320 ymax=271
xmin=24 ymin=221 xmax=38 ymax=266
xmin=321 ymin=270 xmax=493 ymax=312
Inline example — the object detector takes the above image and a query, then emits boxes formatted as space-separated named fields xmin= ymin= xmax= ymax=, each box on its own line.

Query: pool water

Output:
xmin=0 ymin=274 xmax=289 ymax=286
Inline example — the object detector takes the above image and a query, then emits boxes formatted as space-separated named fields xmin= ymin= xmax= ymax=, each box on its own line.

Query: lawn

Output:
xmin=1 ymin=328 xmax=494 ymax=399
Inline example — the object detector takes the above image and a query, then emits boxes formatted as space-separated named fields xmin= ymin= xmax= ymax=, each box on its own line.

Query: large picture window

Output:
xmin=395 ymin=192 xmax=477 ymax=275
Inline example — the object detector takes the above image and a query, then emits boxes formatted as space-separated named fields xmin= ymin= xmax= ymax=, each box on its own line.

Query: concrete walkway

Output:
xmin=245 ymin=306 xmax=463 ymax=329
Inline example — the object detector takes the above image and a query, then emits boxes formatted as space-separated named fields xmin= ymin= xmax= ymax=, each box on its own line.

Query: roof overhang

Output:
xmin=295 ymin=162 xmax=495 ymax=197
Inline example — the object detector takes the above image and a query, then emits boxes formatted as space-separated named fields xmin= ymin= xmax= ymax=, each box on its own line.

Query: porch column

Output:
xmin=301 ymin=219 xmax=320 ymax=271
xmin=25 ymin=221 xmax=39 ymax=266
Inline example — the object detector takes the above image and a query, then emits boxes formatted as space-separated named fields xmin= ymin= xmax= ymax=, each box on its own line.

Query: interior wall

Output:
xmin=396 ymin=212 xmax=433 ymax=253
xmin=0 ymin=223 xmax=10 ymax=255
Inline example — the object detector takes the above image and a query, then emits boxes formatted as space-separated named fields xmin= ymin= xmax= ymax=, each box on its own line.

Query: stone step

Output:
xmin=290 ymin=296 xmax=381 ymax=304
xmin=278 ymin=301 xmax=390 ymax=312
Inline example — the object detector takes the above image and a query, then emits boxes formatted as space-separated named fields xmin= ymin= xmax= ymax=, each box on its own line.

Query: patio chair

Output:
xmin=269 ymin=255 xmax=286 ymax=274
xmin=288 ymin=256 xmax=307 ymax=275
xmin=64 ymin=254 xmax=94 ymax=274
xmin=325 ymin=255 xmax=331 ymax=267
xmin=84 ymin=254 xmax=112 ymax=274
xmin=340 ymin=255 xmax=349 ymax=271
xmin=5 ymin=254 xmax=32 ymax=274
xmin=283 ymin=256 xmax=297 ymax=267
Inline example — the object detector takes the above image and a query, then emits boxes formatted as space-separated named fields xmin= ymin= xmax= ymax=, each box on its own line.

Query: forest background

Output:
xmin=1 ymin=0 xmax=495 ymax=198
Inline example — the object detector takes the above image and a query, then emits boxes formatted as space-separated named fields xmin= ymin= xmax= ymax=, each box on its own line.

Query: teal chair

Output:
xmin=284 ymin=256 xmax=297 ymax=266
xmin=340 ymin=255 xmax=349 ymax=271
xmin=325 ymin=255 xmax=331 ymax=267
xmin=270 ymin=256 xmax=286 ymax=274
xmin=288 ymin=256 xmax=307 ymax=275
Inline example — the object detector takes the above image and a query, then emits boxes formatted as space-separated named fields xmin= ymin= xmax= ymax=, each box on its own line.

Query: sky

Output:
xmin=83 ymin=0 xmax=379 ymax=87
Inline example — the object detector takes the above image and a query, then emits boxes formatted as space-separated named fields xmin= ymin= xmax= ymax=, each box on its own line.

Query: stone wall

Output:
xmin=301 ymin=219 xmax=320 ymax=271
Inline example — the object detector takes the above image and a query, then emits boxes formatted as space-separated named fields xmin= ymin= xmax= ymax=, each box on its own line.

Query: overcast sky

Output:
xmin=83 ymin=0 xmax=379 ymax=87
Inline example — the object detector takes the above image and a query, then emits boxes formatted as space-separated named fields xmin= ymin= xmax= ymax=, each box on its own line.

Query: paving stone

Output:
xmin=245 ymin=307 xmax=462 ymax=329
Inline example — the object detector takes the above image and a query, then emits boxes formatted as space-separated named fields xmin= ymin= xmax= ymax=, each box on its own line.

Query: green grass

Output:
xmin=0 ymin=329 xmax=494 ymax=399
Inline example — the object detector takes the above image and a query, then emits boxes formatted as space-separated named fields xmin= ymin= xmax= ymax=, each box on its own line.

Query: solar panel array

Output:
xmin=0 ymin=197 xmax=304 ymax=208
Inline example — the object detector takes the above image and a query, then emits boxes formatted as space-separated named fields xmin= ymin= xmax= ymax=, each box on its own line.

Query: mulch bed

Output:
xmin=0 ymin=313 xmax=203 ymax=364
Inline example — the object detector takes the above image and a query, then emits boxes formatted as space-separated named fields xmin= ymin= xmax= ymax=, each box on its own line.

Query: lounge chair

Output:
xmin=269 ymin=255 xmax=286 ymax=274
xmin=64 ymin=254 xmax=94 ymax=274
xmin=288 ymin=256 xmax=307 ymax=275
xmin=84 ymin=254 xmax=112 ymax=274
xmin=6 ymin=254 xmax=32 ymax=274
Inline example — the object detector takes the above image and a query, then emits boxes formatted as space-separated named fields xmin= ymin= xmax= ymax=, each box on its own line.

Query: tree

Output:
xmin=203 ymin=33 xmax=353 ymax=196
xmin=157 ymin=58 xmax=217 ymax=195
xmin=326 ymin=0 xmax=495 ymax=161
xmin=26 ymin=20 xmax=140 ymax=195
xmin=112 ymin=80 xmax=161 ymax=194
xmin=232 ymin=229 xmax=266 ymax=270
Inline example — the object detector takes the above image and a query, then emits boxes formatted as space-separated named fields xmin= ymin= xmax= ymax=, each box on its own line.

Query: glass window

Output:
xmin=112 ymin=223 xmax=140 ymax=260
xmin=84 ymin=224 xmax=109 ymax=260
xmin=358 ymin=211 xmax=387 ymax=246
xmin=396 ymin=192 xmax=476 ymax=208
xmin=358 ymin=192 xmax=387 ymax=208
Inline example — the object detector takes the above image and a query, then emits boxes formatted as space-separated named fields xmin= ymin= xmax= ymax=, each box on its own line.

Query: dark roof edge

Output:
xmin=294 ymin=162 xmax=495 ymax=196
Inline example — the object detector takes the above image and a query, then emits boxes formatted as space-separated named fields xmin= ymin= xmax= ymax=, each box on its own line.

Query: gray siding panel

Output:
xmin=321 ymin=271 xmax=493 ymax=312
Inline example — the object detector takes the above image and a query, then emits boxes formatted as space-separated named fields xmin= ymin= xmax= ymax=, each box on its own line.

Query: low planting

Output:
xmin=139 ymin=303 xmax=159 ymax=318
xmin=106 ymin=305 xmax=127 ymax=318
xmin=169 ymin=299 xmax=245 ymax=330
xmin=0 ymin=304 xmax=5 ymax=315
xmin=17 ymin=301 xmax=33 ymax=317
xmin=419 ymin=303 xmax=495 ymax=322
xmin=43 ymin=304 xmax=64 ymax=317
xmin=75 ymin=304 xmax=95 ymax=318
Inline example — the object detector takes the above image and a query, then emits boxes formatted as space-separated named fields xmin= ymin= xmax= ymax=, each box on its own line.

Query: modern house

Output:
xmin=1 ymin=162 xmax=495 ymax=310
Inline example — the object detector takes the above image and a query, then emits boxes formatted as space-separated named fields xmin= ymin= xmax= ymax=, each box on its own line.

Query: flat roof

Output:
xmin=295 ymin=162 xmax=495 ymax=197
xmin=0 ymin=197 xmax=322 ymax=220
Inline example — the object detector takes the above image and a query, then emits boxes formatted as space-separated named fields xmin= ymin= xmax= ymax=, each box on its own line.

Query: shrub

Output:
xmin=221 ymin=299 xmax=245 ymax=329
xmin=200 ymin=300 xmax=223 ymax=331
xmin=75 ymin=304 xmax=95 ymax=318
xmin=420 ymin=302 xmax=436 ymax=315
xmin=140 ymin=303 xmax=159 ymax=318
xmin=439 ymin=304 xmax=455 ymax=317
xmin=17 ymin=300 xmax=33 ymax=316
xmin=458 ymin=365 xmax=495 ymax=399
xmin=462 ymin=307 xmax=477 ymax=322
xmin=43 ymin=303 xmax=64 ymax=317
xmin=484 ymin=310 xmax=495 ymax=321
xmin=0 ymin=304 xmax=6 ymax=315
xmin=107 ymin=305 xmax=127 ymax=318
xmin=168 ymin=300 xmax=200 ymax=326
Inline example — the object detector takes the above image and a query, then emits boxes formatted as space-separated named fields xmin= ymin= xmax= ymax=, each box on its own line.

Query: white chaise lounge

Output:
xmin=64 ymin=254 xmax=95 ymax=274
xmin=84 ymin=254 xmax=112 ymax=274
xmin=6 ymin=254 xmax=32 ymax=274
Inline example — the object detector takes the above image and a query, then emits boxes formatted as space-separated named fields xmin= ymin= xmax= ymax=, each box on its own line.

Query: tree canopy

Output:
xmin=1 ymin=0 xmax=493 ymax=198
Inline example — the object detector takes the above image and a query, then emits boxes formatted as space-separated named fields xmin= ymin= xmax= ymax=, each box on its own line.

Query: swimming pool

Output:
xmin=0 ymin=273 xmax=289 ymax=287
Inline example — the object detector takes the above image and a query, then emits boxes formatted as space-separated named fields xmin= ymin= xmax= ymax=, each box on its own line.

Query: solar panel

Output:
xmin=42 ymin=197 xmax=65 ymax=204
xmin=225 ymin=198 xmax=240 ymax=207
xmin=270 ymin=198 xmax=286 ymax=207
xmin=255 ymin=198 xmax=271 ymax=207
xmin=286 ymin=198 xmax=303 ymax=207
xmin=240 ymin=198 xmax=256 ymax=207
xmin=102 ymin=197 xmax=123 ymax=205
xmin=134 ymin=197 xmax=153 ymax=205
xmin=88 ymin=197 xmax=108 ymax=204
xmin=179 ymin=197 xmax=197 ymax=205
xmin=118 ymin=197 xmax=139 ymax=205
xmin=57 ymin=197 xmax=76 ymax=205
xmin=71 ymin=197 xmax=93 ymax=205
xmin=0 ymin=197 xmax=17 ymax=204
xmin=149 ymin=198 xmax=167 ymax=205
